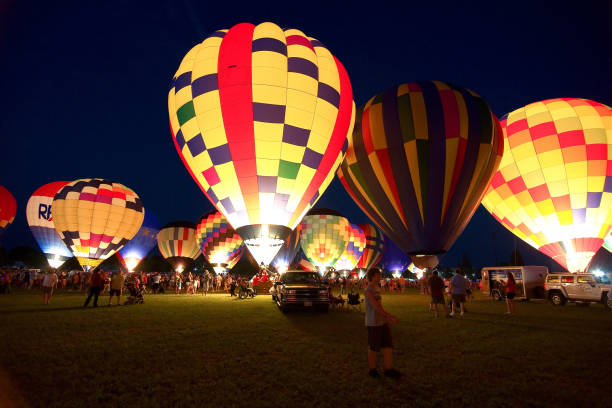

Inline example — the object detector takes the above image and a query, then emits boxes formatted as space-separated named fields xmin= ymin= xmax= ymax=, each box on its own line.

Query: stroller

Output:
xmin=124 ymin=282 xmax=144 ymax=305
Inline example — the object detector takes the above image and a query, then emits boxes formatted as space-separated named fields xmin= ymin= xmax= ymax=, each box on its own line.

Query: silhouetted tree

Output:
xmin=8 ymin=246 xmax=47 ymax=269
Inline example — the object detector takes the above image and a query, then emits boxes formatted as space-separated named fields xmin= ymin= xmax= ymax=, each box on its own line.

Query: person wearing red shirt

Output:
xmin=84 ymin=269 xmax=104 ymax=308
xmin=505 ymin=271 xmax=516 ymax=315
xmin=252 ymin=275 xmax=260 ymax=295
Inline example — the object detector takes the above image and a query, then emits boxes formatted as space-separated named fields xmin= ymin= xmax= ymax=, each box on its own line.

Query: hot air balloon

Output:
xmin=168 ymin=21 xmax=356 ymax=267
xmin=271 ymin=226 xmax=301 ymax=274
xmin=356 ymin=223 xmax=384 ymax=273
xmin=157 ymin=221 xmax=202 ymax=273
xmin=52 ymin=179 xmax=145 ymax=271
xmin=299 ymin=209 xmax=350 ymax=273
xmin=604 ymin=233 xmax=612 ymax=253
xmin=481 ymin=98 xmax=612 ymax=273
xmin=337 ymin=81 xmax=503 ymax=269
xmin=333 ymin=223 xmax=366 ymax=275
xmin=116 ymin=211 xmax=161 ymax=272
xmin=0 ymin=185 xmax=17 ymax=238
xmin=26 ymin=182 xmax=73 ymax=268
xmin=195 ymin=211 xmax=243 ymax=273
xmin=379 ymin=235 xmax=411 ymax=275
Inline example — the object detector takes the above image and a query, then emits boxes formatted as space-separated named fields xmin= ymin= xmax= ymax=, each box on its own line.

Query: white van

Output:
xmin=481 ymin=266 xmax=548 ymax=300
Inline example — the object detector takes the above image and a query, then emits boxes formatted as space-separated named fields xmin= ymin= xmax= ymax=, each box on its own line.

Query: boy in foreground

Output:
xmin=365 ymin=268 xmax=402 ymax=379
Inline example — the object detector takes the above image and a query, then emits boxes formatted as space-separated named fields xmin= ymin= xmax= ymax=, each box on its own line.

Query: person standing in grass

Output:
xmin=84 ymin=269 xmax=104 ymax=308
xmin=108 ymin=271 xmax=124 ymax=306
xmin=41 ymin=270 xmax=58 ymax=305
xmin=365 ymin=267 xmax=402 ymax=380
xmin=428 ymin=270 xmax=450 ymax=318
xmin=505 ymin=271 xmax=516 ymax=315
xmin=449 ymin=270 xmax=468 ymax=316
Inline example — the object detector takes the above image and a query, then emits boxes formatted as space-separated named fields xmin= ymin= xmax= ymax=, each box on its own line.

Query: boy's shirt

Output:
xmin=365 ymin=284 xmax=385 ymax=327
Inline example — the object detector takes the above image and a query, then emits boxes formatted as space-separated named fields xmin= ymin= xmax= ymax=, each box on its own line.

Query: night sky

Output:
xmin=1 ymin=1 xmax=610 ymax=270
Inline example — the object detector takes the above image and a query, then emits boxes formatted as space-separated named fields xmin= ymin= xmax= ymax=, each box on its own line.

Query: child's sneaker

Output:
xmin=368 ymin=369 xmax=381 ymax=379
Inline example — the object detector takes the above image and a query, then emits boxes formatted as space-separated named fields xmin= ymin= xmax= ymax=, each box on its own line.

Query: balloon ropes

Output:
xmin=337 ymin=81 xmax=503 ymax=269
xmin=168 ymin=22 xmax=355 ymax=267
xmin=26 ymin=181 xmax=73 ymax=268
xmin=52 ymin=179 xmax=145 ymax=271
xmin=482 ymin=98 xmax=612 ymax=272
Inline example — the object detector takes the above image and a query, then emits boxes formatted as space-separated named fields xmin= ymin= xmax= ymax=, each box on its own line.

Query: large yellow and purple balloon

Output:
xmin=482 ymin=98 xmax=612 ymax=272
xmin=338 ymin=81 xmax=503 ymax=269
xmin=52 ymin=179 xmax=145 ymax=271
xmin=168 ymin=22 xmax=355 ymax=266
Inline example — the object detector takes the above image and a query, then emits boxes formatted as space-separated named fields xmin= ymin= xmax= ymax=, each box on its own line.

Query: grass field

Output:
xmin=0 ymin=288 xmax=610 ymax=408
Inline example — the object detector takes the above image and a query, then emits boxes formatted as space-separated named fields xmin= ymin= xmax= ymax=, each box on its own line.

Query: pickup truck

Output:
xmin=545 ymin=273 xmax=612 ymax=309
xmin=272 ymin=270 xmax=329 ymax=312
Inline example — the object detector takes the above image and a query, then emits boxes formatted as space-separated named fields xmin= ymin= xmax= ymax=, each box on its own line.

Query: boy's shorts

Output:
xmin=42 ymin=286 xmax=53 ymax=294
xmin=430 ymin=295 xmax=444 ymax=304
xmin=109 ymin=289 xmax=120 ymax=296
xmin=452 ymin=294 xmax=466 ymax=303
xmin=367 ymin=324 xmax=393 ymax=351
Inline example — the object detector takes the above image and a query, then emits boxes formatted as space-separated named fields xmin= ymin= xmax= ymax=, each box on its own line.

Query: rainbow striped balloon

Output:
xmin=334 ymin=223 xmax=366 ymax=271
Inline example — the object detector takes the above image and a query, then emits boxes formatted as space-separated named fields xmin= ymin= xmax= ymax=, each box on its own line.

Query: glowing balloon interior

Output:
xmin=481 ymin=98 xmax=612 ymax=272
xmin=168 ymin=21 xmax=356 ymax=266
xmin=195 ymin=211 xmax=243 ymax=268
xmin=333 ymin=223 xmax=366 ymax=272
xmin=117 ymin=211 xmax=161 ymax=272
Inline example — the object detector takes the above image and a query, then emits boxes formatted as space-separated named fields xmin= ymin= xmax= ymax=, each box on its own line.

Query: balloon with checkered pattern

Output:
xmin=168 ymin=22 xmax=355 ymax=267
xmin=26 ymin=181 xmax=73 ymax=268
xmin=299 ymin=209 xmax=350 ymax=273
xmin=0 ymin=185 xmax=17 ymax=239
xmin=333 ymin=223 xmax=366 ymax=273
xmin=338 ymin=81 xmax=504 ymax=270
xmin=195 ymin=211 xmax=243 ymax=270
xmin=51 ymin=179 xmax=145 ymax=271
xmin=481 ymin=98 xmax=612 ymax=273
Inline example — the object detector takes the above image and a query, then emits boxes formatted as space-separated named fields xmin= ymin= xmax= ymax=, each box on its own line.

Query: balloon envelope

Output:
xmin=334 ymin=223 xmax=366 ymax=271
xmin=337 ymin=81 xmax=503 ymax=267
xmin=356 ymin=223 xmax=384 ymax=271
xmin=0 ymin=185 xmax=17 ymax=238
xmin=195 ymin=211 xmax=243 ymax=267
xmin=271 ymin=226 xmax=301 ymax=273
xmin=157 ymin=221 xmax=202 ymax=272
xmin=168 ymin=21 xmax=356 ymax=266
xmin=26 ymin=181 xmax=73 ymax=268
xmin=379 ymin=235 xmax=410 ymax=273
xmin=52 ymin=179 xmax=145 ymax=271
xmin=481 ymin=98 xmax=612 ymax=272
xmin=117 ymin=211 xmax=161 ymax=272
xmin=299 ymin=209 xmax=350 ymax=271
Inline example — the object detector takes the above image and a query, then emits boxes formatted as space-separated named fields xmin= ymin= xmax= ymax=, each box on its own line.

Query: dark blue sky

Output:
xmin=1 ymin=0 xmax=610 ymax=270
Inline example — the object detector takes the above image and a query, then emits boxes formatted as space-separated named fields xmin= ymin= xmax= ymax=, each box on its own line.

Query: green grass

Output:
xmin=0 ymin=288 xmax=610 ymax=408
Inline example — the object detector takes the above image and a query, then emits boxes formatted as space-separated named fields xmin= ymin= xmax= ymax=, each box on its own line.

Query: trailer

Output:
xmin=481 ymin=266 xmax=548 ymax=300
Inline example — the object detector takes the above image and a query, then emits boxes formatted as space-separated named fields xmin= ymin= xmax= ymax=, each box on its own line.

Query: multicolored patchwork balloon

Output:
xmin=271 ymin=225 xmax=301 ymax=273
xmin=0 ymin=185 xmax=17 ymax=238
xmin=334 ymin=223 xmax=366 ymax=272
xmin=195 ymin=211 xmax=243 ymax=267
xmin=168 ymin=21 xmax=355 ymax=266
xmin=157 ymin=221 xmax=202 ymax=273
xmin=337 ymin=81 xmax=503 ymax=269
xmin=299 ymin=209 xmax=350 ymax=271
xmin=356 ymin=223 xmax=384 ymax=272
xmin=116 ymin=211 xmax=161 ymax=272
xmin=52 ymin=179 xmax=145 ymax=271
xmin=26 ymin=181 xmax=73 ymax=268
xmin=482 ymin=98 xmax=612 ymax=272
